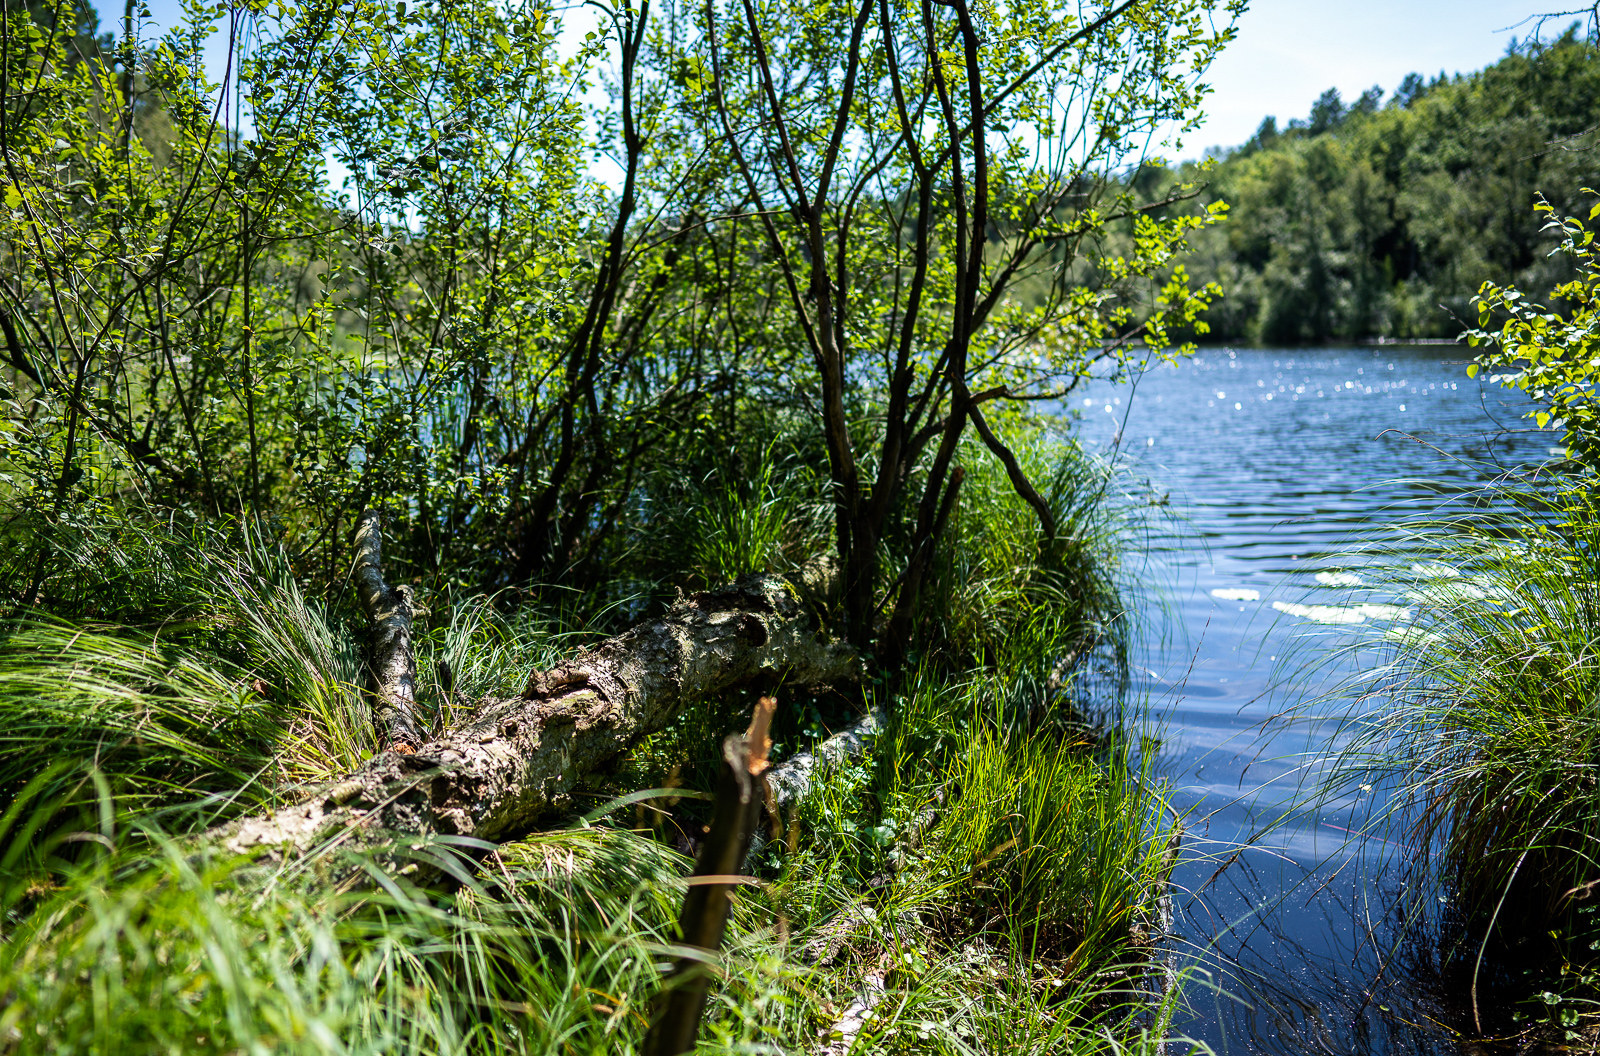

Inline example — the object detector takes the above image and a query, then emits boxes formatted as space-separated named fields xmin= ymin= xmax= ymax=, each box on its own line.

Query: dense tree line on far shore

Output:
xmin=1173 ymin=28 xmax=1600 ymax=344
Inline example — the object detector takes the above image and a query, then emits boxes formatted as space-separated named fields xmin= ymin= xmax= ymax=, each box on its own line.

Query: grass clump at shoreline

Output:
xmin=1329 ymin=187 xmax=1600 ymax=1041
xmin=1335 ymin=481 xmax=1600 ymax=1034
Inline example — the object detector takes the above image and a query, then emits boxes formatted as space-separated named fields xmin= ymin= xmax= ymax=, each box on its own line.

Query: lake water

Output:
xmin=1075 ymin=346 xmax=1552 ymax=1055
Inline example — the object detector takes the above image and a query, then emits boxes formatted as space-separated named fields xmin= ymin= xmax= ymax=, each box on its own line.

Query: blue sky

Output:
xmin=98 ymin=0 xmax=1564 ymax=157
xmin=1186 ymin=0 xmax=1558 ymax=156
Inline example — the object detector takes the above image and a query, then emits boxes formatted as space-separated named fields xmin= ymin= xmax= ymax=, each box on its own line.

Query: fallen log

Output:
xmin=765 ymin=708 xmax=883 ymax=812
xmin=215 ymin=522 xmax=858 ymax=868
xmin=743 ymin=708 xmax=884 ymax=868
xmin=819 ymin=971 xmax=886 ymax=1056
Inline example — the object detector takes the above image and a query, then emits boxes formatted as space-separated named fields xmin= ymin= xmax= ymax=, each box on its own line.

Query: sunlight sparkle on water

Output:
xmin=1271 ymin=601 xmax=1412 ymax=625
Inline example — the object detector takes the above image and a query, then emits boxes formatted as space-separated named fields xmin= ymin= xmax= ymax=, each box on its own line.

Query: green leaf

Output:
xmin=1466 ymin=363 xmax=1479 ymax=378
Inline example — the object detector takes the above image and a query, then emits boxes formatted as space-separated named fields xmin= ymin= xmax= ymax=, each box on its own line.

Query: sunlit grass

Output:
xmin=0 ymin=818 xmax=692 ymax=1055
xmin=920 ymin=433 xmax=1135 ymax=683
xmin=0 ymin=437 xmax=1197 ymax=1054
xmin=1335 ymin=482 xmax=1600 ymax=967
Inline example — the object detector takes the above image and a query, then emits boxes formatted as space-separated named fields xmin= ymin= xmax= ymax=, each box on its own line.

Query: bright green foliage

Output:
xmin=1 ymin=0 xmax=1239 ymax=637
xmin=1 ymin=1 xmax=345 ymax=516
xmin=650 ymin=0 xmax=1239 ymax=644
xmin=0 ymin=0 xmax=609 ymax=598
xmin=1464 ymin=192 xmax=1600 ymax=461
xmin=0 ymin=0 xmax=1215 ymax=1047
xmin=1173 ymin=31 xmax=1600 ymax=343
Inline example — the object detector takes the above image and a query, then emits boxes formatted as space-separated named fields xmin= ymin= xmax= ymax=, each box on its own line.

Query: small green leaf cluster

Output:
xmin=1465 ymin=191 xmax=1600 ymax=461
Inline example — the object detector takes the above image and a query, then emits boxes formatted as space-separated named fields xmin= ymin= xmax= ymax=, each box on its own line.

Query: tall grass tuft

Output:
xmin=936 ymin=722 xmax=1173 ymax=968
xmin=205 ymin=533 xmax=372 ymax=781
xmin=764 ymin=650 xmax=1183 ymax=1053
xmin=418 ymin=590 xmax=603 ymax=731
xmin=0 ymin=517 xmax=379 ymax=804
xmin=918 ymin=434 xmax=1134 ymax=684
xmin=1338 ymin=483 xmax=1600 ymax=959
xmin=629 ymin=438 xmax=829 ymax=592
xmin=686 ymin=444 xmax=813 ymax=588
xmin=0 ymin=620 xmax=283 ymax=823
xmin=0 ymin=817 xmax=696 ymax=1055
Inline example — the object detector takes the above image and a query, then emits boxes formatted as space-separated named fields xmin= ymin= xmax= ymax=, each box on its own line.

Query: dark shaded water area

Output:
xmin=1074 ymin=346 xmax=1554 ymax=1055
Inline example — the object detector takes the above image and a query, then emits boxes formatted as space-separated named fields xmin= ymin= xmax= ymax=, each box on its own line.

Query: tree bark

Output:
xmin=351 ymin=509 xmax=424 ymax=750
xmin=745 ymin=707 xmax=883 ymax=868
xmin=764 ymin=707 xmax=883 ymax=812
xmin=215 ymin=575 xmax=858 ymax=867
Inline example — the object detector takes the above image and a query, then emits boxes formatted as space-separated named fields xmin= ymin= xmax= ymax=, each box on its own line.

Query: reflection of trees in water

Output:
xmin=1166 ymin=844 xmax=1529 ymax=1056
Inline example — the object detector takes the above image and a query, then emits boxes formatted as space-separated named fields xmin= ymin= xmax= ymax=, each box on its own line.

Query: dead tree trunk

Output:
xmin=352 ymin=509 xmax=423 ymax=750
xmin=215 ymin=543 xmax=857 ymax=868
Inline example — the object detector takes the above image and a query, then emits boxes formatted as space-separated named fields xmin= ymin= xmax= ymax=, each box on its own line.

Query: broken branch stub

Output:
xmin=643 ymin=697 xmax=775 ymax=1056
xmin=352 ymin=509 xmax=424 ymax=750
xmin=216 ymin=577 xmax=857 ymax=868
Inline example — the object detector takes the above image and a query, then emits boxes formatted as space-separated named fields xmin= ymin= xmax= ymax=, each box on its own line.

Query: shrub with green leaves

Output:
xmin=1466 ymin=190 xmax=1600 ymax=462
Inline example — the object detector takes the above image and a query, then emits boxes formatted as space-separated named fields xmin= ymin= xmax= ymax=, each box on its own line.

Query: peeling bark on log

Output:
xmin=214 ymin=576 xmax=858 ymax=868
xmin=819 ymin=971 xmax=886 ymax=1056
xmin=352 ymin=510 xmax=423 ymax=750
xmin=765 ymin=708 xmax=883 ymax=812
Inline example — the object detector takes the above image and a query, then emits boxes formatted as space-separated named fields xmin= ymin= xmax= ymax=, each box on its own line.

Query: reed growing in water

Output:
xmin=1332 ymin=481 xmax=1600 ymax=1033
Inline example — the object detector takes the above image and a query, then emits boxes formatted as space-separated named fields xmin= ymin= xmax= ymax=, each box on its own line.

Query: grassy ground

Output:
xmin=0 ymin=438 xmax=1195 ymax=1054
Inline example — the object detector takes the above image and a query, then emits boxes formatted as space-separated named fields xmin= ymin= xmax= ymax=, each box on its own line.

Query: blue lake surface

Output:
xmin=1075 ymin=346 xmax=1551 ymax=1055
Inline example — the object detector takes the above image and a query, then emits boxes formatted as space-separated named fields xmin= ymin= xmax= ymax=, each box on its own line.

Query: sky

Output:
xmin=1183 ymin=0 xmax=1564 ymax=157
xmin=96 ymin=0 xmax=1571 ymax=158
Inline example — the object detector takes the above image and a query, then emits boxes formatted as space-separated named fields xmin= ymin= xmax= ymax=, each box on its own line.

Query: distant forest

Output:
xmin=1174 ymin=28 xmax=1600 ymax=344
